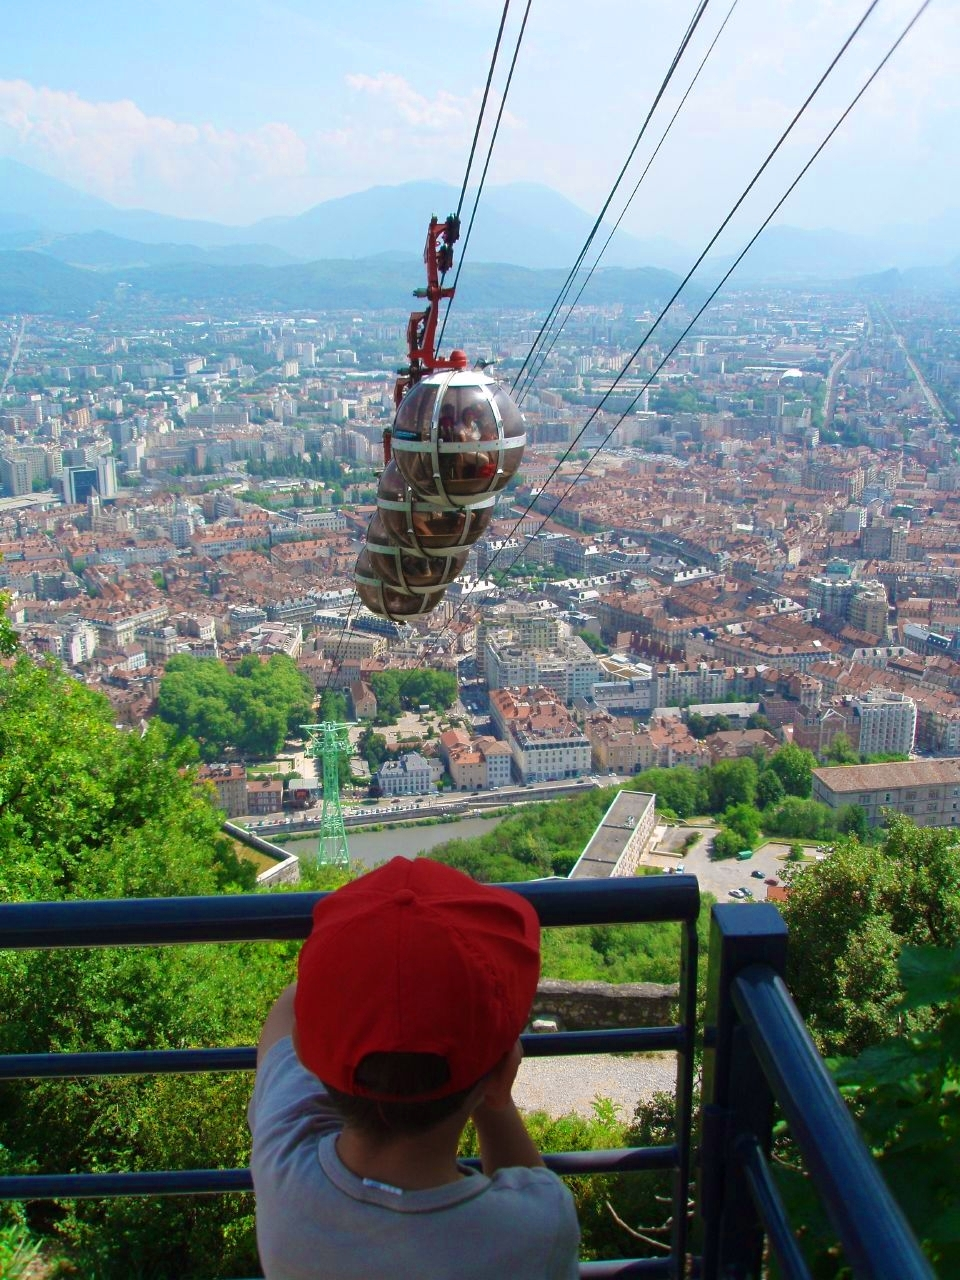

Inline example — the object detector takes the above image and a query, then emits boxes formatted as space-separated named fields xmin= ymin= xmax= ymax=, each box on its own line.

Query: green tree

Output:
xmin=707 ymin=758 xmax=758 ymax=812
xmin=723 ymin=803 xmax=761 ymax=848
xmin=319 ymin=689 xmax=348 ymax=722
xmin=358 ymin=727 xmax=389 ymax=773
xmin=0 ymin=654 xmax=276 ymax=1276
xmin=782 ymin=818 xmax=960 ymax=1055
xmin=756 ymin=768 xmax=786 ymax=809
xmin=779 ymin=946 xmax=960 ymax=1276
xmin=823 ymin=732 xmax=859 ymax=765
xmin=767 ymin=743 xmax=816 ymax=797
xmin=763 ymin=796 xmax=835 ymax=840
xmin=158 ymin=654 xmax=314 ymax=761
xmin=686 ymin=712 xmax=708 ymax=740
xmin=712 ymin=828 xmax=744 ymax=860
xmin=628 ymin=767 xmax=708 ymax=819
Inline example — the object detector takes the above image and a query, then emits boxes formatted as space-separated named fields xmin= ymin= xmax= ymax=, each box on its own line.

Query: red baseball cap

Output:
xmin=294 ymin=857 xmax=541 ymax=1099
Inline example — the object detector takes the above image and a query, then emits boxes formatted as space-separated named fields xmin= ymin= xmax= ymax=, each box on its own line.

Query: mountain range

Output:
xmin=0 ymin=157 xmax=957 ymax=315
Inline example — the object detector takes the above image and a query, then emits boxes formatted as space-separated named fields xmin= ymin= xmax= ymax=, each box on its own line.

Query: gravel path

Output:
xmin=513 ymin=1053 xmax=677 ymax=1120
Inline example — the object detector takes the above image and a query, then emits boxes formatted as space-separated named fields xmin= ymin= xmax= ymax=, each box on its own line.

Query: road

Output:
xmin=876 ymin=302 xmax=950 ymax=426
xmin=241 ymin=774 xmax=621 ymax=836
xmin=0 ymin=315 xmax=26 ymax=397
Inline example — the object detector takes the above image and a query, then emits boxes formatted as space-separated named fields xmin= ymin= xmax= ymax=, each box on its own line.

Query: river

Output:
xmin=284 ymin=813 xmax=506 ymax=868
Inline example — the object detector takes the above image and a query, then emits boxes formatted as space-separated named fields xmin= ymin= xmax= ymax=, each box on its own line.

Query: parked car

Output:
xmin=675 ymin=864 xmax=685 ymax=874
xmin=751 ymin=869 xmax=765 ymax=879
xmin=728 ymin=888 xmax=744 ymax=899
xmin=765 ymin=878 xmax=779 ymax=887
xmin=741 ymin=887 xmax=754 ymax=899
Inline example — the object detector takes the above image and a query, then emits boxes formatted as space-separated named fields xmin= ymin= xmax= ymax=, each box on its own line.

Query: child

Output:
xmin=248 ymin=856 xmax=580 ymax=1279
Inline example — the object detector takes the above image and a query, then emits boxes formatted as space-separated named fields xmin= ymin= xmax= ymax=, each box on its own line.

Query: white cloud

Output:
xmin=0 ymin=79 xmax=309 ymax=216
xmin=345 ymin=73 xmax=473 ymax=131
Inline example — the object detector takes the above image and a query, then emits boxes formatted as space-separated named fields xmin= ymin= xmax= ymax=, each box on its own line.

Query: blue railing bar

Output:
xmin=523 ymin=1026 xmax=684 ymax=1056
xmin=0 ymin=1025 xmax=683 ymax=1081
xmin=0 ymin=1047 xmax=258 ymax=1080
xmin=732 ymin=966 xmax=936 ymax=1280
xmin=0 ymin=1169 xmax=254 ymax=1199
xmin=0 ymin=876 xmax=701 ymax=951
xmin=580 ymin=1260 xmax=673 ymax=1277
xmin=0 ymin=1145 xmax=679 ymax=1201
xmin=461 ymin=1144 xmax=680 ymax=1174
xmin=735 ymin=1135 xmax=812 ymax=1280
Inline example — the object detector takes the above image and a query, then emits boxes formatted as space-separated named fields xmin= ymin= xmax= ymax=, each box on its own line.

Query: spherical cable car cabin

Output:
xmin=390 ymin=360 xmax=525 ymax=509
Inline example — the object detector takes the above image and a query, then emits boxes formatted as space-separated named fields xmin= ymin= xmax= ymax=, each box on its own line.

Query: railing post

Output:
xmin=697 ymin=904 xmax=788 ymax=1279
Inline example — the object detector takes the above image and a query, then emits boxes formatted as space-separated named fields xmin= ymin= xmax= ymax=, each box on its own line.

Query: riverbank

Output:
xmin=282 ymin=812 xmax=507 ymax=867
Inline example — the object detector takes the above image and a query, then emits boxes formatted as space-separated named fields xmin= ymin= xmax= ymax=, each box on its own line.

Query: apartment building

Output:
xmin=569 ymin=790 xmax=657 ymax=879
xmin=812 ymin=759 xmax=960 ymax=827
xmin=849 ymin=690 xmax=917 ymax=757
xmin=490 ymin=686 xmax=592 ymax=784
xmin=375 ymin=752 xmax=437 ymax=797
xmin=197 ymin=764 xmax=248 ymax=818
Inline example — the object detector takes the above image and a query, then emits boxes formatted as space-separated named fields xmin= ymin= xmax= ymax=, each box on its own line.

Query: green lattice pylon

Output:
xmin=302 ymin=721 xmax=354 ymax=868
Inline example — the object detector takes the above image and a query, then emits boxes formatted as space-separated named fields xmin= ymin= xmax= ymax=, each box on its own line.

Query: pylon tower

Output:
xmin=302 ymin=721 xmax=354 ymax=868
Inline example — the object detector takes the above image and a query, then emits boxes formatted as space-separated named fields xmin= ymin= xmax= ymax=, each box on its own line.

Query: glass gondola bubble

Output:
xmin=364 ymin=513 xmax=468 ymax=594
xmin=390 ymin=362 xmax=525 ymax=508
xmin=376 ymin=460 xmax=495 ymax=556
xmin=354 ymin=547 xmax=447 ymax=620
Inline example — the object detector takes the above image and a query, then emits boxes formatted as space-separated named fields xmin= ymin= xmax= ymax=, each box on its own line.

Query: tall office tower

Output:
xmin=96 ymin=456 xmax=118 ymax=501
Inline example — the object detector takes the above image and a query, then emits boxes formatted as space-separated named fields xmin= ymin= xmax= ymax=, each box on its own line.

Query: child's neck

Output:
xmin=336 ymin=1118 xmax=467 ymax=1191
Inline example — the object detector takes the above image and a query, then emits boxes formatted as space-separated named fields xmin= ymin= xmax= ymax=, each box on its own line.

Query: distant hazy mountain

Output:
xmin=248 ymin=179 xmax=690 ymax=270
xmin=26 ymin=230 xmax=300 ymax=270
xmin=0 ymin=156 xmax=957 ymax=283
xmin=0 ymin=159 xmax=687 ymax=269
xmin=705 ymin=225 xmax=898 ymax=284
xmin=0 ymin=251 xmax=684 ymax=318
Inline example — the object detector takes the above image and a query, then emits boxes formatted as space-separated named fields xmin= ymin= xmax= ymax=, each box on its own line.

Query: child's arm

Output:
xmin=472 ymin=1098 xmax=546 ymax=1173
xmin=257 ymin=982 xmax=297 ymax=1065
xmin=471 ymin=1040 xmax=545 ymax=1172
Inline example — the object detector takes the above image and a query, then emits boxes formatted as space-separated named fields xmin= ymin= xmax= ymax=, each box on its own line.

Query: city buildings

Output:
xmin=812 ymin=759 xmax=960 ymax=828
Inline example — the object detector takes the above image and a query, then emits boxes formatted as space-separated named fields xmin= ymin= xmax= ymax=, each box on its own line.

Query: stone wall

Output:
xmin=531 ymin=978 xmax=678 ymax=1031
xmin=223 ymin=821 xmax=301 ymax=885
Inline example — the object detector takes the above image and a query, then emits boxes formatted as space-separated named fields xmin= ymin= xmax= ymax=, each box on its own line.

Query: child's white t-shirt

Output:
xmin=248 ymin=1038 xmax=581 ymax=1279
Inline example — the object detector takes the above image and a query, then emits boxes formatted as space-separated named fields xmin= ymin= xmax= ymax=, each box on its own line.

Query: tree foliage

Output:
xmin=157 ymin=653 xmax=315 ymax=760
xmin=782 ymin=818 xmax=960 ymax=1055
xmin=778 ymin=944 xmax=960 ymax=1276
xmin=627 ymin=767 xmax=708 ymax=819
xmin=708 ymin=758 xmax=758 ymax=811
xmin=368 ymin=669 xmax=458 ymax=717
xmin=0 ymin=654 xmax=282 ymax=1276
xmin=767 ymin=743 xmax=816 ymax=797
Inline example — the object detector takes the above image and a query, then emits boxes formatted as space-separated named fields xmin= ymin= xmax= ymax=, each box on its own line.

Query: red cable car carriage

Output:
xmin=353 ymin=213 xmax=524 ymax=620
xmin=354 ymin=547 xmax=448 ymax=621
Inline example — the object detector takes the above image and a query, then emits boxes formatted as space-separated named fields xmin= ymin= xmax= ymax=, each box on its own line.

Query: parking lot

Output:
xmin=645 ymin=826 xmax=786 ymax=903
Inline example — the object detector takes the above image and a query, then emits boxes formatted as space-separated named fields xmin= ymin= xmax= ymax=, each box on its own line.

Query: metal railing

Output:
xmin=698 ymin=903 xmax=935 ymax=1280
xmin=0 ymin=887 xmax=935 ymax=1277
xmin=0 ymin=875 xmax=701 ymax=1280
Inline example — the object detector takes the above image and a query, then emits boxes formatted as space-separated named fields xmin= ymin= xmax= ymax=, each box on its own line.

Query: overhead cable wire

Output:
xmin=509 ymin=0 xmax=713 ymax=400
xmin=477 ymin=0 xmax=930 ymax=599
xmin=422 ymin=0 xmax=923 ymax=659
xmin=436 ymin=0 xmax=534 ymax=354
xmin=453 ymin=0 xmax=513 ymax=222
xmin=514 ymin=0 xmax=741 ymax=407
xmin=324 ymin=3 xmax=518 ymax=692
xmin=489 ymin=0 xmax=884 ymax=566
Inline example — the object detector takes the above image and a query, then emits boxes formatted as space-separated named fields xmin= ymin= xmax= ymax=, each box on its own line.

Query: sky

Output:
xmin=0 ymin=0 xmax=956 ymax=247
